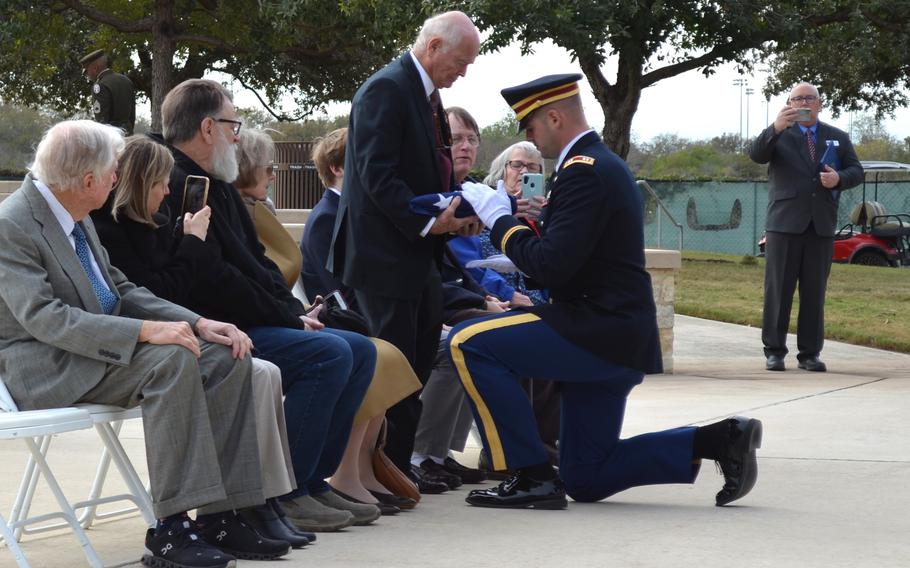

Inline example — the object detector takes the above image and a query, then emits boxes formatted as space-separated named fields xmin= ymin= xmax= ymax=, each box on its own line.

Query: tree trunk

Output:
xmin=578 ymin=50 xmax=643 ymax=160
xmin=149 ymin=0 xmax=176 ymax=132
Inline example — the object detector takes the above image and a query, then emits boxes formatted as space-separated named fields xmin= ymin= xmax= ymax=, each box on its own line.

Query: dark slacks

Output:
xmin=762 ymin=228 xmax=834 ymax=360
xmin=355 ymin=268 xmax=443 ymax=472
xmin=448 ymin=311 xmax=696 ymax=502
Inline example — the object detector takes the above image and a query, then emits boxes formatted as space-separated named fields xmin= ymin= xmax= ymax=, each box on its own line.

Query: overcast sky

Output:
xmin=228 ymin=39 xmax=910 ymax=144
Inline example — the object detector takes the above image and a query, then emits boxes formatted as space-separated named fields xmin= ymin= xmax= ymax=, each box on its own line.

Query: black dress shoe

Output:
xmin=466 ymin=471 xmax=568 ymax=510
xmin=409 ymin=466 xmax=449 ymax=494
xmin=270 ymin=499 xmax=316 ymax=542
xmin=478 ymin=448 xmax=513 ymax=481
xmin=766 ymin=354 xmax=785 ymax=371
xmin=715 ymin=416 xmax=763 ymax=506
xmin=369 ymin=490 xmax=417 ymax=510
xmin=415 ymin=459 xmax=462 ymax=489
xmin=441 ymin=456 xmax=487 ymax=484
xmin=797 ymin=356 xmax=827 ymax=372
xmin=243 ymin=504 xmax=310 ymax=548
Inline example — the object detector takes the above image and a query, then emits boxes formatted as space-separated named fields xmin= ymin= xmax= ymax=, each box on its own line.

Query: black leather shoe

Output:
xmin=442 ymin=456 xmax=487 ymax=484
xmin=270 ymin=499 xmax=316 ymax=543
xmin=715 ymin=416 xmax=763 ymax=506
xmin=369 ymin=490 xmax=417 ymax=510
xmin=243 ymin=504 xmax=310 ymax=548
xmin=797 ymin=357 xmax=827 ymax=372
xmin=766 ymin=354 xmax=785 ymax=371
xmin=409 ymin=466 xmax=449 ymax=494
xmin=415 ymin=459 xmax=462 ymax=490
xmin=478 ymin=448 xmax=512 ymax=481
xmin=466 ymin=471 xmax=568 ymax=510
xmin=197 ymin=511 xmax=290 ymax=560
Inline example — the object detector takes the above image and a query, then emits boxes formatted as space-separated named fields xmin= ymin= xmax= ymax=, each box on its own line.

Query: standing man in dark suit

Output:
xmin=456 ymin=74 xmax=763 ymax=510
xmin=750 ymin=82 xmax=863 ymax=372
xmin=79 ymin=50 xmax=136 ymax=135
xmin=329 ymin=11 xmax=482 ymax=479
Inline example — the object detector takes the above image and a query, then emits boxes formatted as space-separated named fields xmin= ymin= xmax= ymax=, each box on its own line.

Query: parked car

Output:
xmin=758 ymin=161 xmax=910 ymax=267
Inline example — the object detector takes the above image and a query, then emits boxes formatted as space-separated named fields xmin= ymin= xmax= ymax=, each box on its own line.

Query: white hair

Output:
xmin=483 ymin=141 xmax=545 ymax=186
xmin=30 ymin=120 xmax=124 ymax=192
xmin=413 ymin=12 xmax=478 ymax=53
xmin=790 ymin=82 xmax=820 ymax=99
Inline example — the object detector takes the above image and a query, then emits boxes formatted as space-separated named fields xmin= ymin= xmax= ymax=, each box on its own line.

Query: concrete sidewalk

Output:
xmin=2 ymin=315 xmax=908 ymax=568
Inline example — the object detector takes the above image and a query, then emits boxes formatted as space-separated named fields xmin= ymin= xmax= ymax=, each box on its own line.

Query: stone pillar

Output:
xmin=645 ymin=249 xmax=681 ymax=374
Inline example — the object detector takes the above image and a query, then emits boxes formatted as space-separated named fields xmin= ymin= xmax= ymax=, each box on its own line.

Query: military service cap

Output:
xmin=501 ymin=73 xmax=583 ymax=130
xmin=79 ymin=49 xmax=106 ymax=66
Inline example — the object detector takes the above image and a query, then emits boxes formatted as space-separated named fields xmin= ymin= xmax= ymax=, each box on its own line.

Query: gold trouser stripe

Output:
xmin=500 ymin=224 xmax=531 ymax=251
xmin=449 ymin=312 xmax=541 ymax=471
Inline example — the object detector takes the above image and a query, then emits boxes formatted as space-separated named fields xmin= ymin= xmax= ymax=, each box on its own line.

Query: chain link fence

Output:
xmin=641 ymin=175 xmax=910 ymax=256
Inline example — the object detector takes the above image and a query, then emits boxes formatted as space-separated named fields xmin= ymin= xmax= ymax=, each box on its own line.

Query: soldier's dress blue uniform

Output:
xmin=448 ymin=128 xmax=699 ymax=502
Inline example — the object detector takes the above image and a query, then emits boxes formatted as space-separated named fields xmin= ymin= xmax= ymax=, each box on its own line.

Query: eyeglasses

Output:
xmin=214 ymin=118 xmax=243 ymax=135
xmin=262 ymin=164 xmax=274 ymax=176
xmin=789 ymin=95 xmax=818 ymax=104
xmin=452 ymin=135 xmax=480 ymax=147
xmin=506 ymin=160 xmax=542 ymax=173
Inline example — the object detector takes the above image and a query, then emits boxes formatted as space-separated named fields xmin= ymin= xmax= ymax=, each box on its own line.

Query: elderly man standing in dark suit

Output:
xmin=750 ymin=82 xmax=863 ymax=373
xmin=0 ymin=120 xmax=281 ymax=568
xmin=329 ymin=11 xmax=482 ymax=484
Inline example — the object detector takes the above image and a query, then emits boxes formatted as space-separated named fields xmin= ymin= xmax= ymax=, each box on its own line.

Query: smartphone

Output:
xmin=323 ymin=290 xmax=349 ymax=311
xmin=182 ymin=175 xmax=210 ymax=215
xmin=521 ymin=173 xmax=545 ymax=199
xmin=793 ymin=108 xmax=812 ymax=122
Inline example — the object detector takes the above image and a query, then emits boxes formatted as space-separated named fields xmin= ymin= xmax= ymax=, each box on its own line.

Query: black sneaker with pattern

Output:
xmin=197 ymin=511 xmax=290 ymax=560
xmin=141 ymin=518 xmax=236 ymax=568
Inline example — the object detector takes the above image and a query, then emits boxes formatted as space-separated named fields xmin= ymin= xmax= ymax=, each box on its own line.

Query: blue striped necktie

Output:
xmin=71 ymin=223 xmax=118 ymax=314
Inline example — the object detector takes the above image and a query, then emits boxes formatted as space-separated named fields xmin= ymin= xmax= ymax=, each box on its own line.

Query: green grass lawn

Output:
xmin=676 ymin=251 xmax=910 ymax=353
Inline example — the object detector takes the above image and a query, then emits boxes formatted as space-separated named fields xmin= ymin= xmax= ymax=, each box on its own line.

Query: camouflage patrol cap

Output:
xmin=79 ymin=50 xmax=106 ymax=66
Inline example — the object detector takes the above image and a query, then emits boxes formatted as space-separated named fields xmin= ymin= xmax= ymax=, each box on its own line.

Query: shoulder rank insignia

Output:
xmin=563 ymin=155 xmax=595 ymax=168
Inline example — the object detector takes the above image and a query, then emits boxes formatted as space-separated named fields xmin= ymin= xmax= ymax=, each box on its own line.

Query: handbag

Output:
xmin=371 ymin=418 xmax=420 ymax=503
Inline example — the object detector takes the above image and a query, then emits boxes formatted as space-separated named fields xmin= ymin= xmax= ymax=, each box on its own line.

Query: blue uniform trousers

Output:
xmin=448 ymin=311 xmax=697 ymax=502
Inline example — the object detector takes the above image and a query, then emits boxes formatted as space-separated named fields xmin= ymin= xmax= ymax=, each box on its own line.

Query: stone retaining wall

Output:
xmin=644 ymin=249 xmax=681 ymax=373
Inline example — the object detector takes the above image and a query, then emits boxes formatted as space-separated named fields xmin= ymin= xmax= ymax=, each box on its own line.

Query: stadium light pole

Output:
xmin=733 ymin=78 xmax=748 ymax=150
xmin=745 ymin=87 xmax=755 ymax=143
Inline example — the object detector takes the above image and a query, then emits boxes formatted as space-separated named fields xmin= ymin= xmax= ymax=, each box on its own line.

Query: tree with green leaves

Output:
xmin=763 ymin=1 xmax=910 ymax=120
xmin=0 ymin=0 xmax=425 ymax=130
xmin=454 ymin=0 xmax=805 ymax=158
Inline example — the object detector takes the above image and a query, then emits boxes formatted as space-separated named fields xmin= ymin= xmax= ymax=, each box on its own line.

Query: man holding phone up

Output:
xmin=455 ymin=74 xmax=763 ymax=510
xmin=750 ymin=82 xmax=863 ymax=373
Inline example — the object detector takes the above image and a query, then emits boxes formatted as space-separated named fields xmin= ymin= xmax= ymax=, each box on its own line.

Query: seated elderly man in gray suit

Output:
xmin=0 ymin=120 xmax=288 ymax=568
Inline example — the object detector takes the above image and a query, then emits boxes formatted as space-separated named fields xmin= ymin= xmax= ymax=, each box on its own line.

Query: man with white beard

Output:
xmin=158 ymin=79 xmax=379 ymax=533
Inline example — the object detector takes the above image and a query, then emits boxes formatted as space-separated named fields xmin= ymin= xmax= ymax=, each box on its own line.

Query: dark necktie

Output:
xmin=806 ymin=129 xmax=817 ymax=162
xmin=429 ymin=89 xmax=453 ymax=192
xmin=71 ymin=223 xmax=118 ymax=314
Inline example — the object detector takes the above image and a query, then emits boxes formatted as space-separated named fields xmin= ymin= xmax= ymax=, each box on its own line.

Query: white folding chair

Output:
xmin=8 ymin=403 xmax=155 ymax=539
xmin=0 ymin=379 xmax=101 ymax=568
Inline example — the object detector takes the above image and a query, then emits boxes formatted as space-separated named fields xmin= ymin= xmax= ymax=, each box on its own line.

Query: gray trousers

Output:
xmin=413 ymin=331 xmax=474 ymax=458
xmin=250 ymin=358 xmax=296 ymax=498
xmin=79 ymin=341 xmax=263 ymax=518
xmin=762 ymin=229 xmax=834 ymax=360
